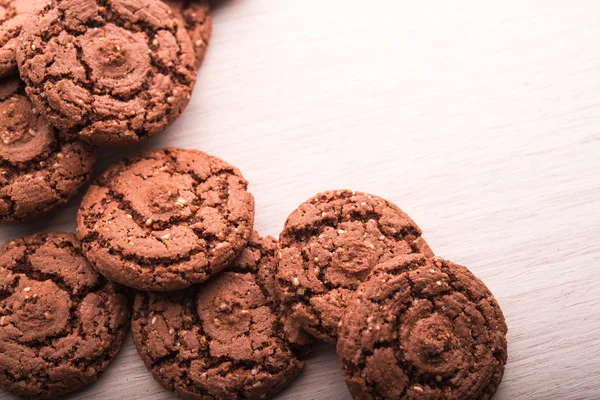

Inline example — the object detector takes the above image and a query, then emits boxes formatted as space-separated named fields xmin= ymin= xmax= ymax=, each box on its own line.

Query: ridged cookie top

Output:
xmin=276 ymin=190 xmax=433 ymax=342
xmin=337 ymin=254 xmax=508 ymax=400
xmin=77 ymin=147 xmax=255 ymax=291
xmin=16 ymin=0 xmax=197 ymax=146
xmin=0 ymin=77 xmax=95 ymax=223
xmin=132 ymin=232 xmax=308 ymax=400
xmin=0 ymin=232 xmax=129 ymax=399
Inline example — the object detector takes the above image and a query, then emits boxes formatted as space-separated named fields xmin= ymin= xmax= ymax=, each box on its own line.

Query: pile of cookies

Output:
xmin=0 ymin=0 xmax=210 ymax=223
xmin=0 ymin=0 xmax=508 ymax=399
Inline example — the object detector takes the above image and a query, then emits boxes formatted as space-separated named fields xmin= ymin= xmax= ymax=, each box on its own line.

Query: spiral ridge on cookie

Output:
xmin=16 ymin=0 xmax=197 ymax=146
xmin=132 ymin=232 xmax=308 ymax=400
xmin=337 ymin=254 xmax=508 ymax=400
xmin=77 ymin=147 xmax=255 ymax=291
xmin=276 ymin=190 xmax=433 ymax=342
xmin=0 ymin=77 xmax=95 ymax=223
xmin=0 ymin=232 xmax=129 ymax=399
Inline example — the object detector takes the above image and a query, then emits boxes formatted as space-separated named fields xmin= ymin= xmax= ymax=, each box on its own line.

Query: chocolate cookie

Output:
xmin=77 ymin=147 xmax=255 ymax=291
xmin=0 ymin=0 xmax=45 ymax=78
xmin=16 ymin=0 xmax=197 ymax=146
xmin=0 ymin=232 xmax=129 ymax=399
xmin=132 ymin=232 xmax=307 ymax=400
xmin=164 ymin=0 xmax=211 ymax=68
xmin=276 ymin=190 xmax=433 ymax=342
xmin=337 ymin=254 xmax=508 ymax=400
xmin=0 ymin=77 xmax=95 ymax=223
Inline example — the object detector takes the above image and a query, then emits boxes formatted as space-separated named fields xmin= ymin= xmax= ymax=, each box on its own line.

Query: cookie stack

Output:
xmin=0 ymin=1 xmax=508 ymax=399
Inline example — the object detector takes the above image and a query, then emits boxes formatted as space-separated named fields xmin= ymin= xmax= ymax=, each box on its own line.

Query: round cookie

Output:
xmin=0 ymin=77 xmax=95 ymax=223
xmin=132 ymin=232 xmax=307 ymax=400
xmin=16 ymin=0 xmax=197 ymax=146
xmin=76 ymin=147 xmax=255 ymax=291
xmin=164 ymin=0 xmax=212 ymax=68
xmin=0 ymin=0 xmax=45 ymax=78
xmin=276 ymin=190 xmax=433 ymax=342
xmin=337 ymin=254 xmax=508 ymax=400
xmin=0 ymin=232 xmax=130 ymax=399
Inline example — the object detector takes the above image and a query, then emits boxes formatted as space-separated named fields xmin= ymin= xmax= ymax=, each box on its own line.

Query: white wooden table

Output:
xmin=2 ymin=0 xmax=600 ymax=399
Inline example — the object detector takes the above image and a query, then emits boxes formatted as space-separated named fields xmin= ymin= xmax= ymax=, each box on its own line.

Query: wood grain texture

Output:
xmin=2 ymin=0 xmax=600 ymax=399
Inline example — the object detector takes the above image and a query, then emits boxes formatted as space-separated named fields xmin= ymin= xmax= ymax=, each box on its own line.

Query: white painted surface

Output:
xmin=2 ymin=0 xmax=600 ymax=399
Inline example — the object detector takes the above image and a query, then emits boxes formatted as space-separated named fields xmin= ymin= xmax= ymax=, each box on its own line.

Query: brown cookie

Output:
xmin=0 ymin=232 xmax=130 ymax=399
xmin=0 ymin=77 xmax=95 ymax=223
xmin=132 ymin=232 xmax=307 ymax=400
xmin=77 ymin=147 xmax=255 ymax=291
xmin=337 ymin=254 xmax=508 ymax=400
xmin=16 ymin=0 xmax=197 ymax=146
xmin=276 ymin=190 xmax=433 ymax=342
xmin=0 ymin=0 xmax=45 ymax=78
xmin=164 ymin=0 xmax=212 ymax=68
xmin=227 ymin=231 xmax=314 ymax=358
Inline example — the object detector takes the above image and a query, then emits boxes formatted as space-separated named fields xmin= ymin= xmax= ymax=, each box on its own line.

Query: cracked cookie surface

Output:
xmin=337 ymin=254 xmax=508 ymax=400
xmin=164 ymin=0 xmax=211 ymax=68
xmin=76 ymin=147 xmax=255 ymax=291
xmin=132 ymin=232 xmax=307 ymax=400
xmin=16 ymin=0 xmax=197 ymax=146
xmin=0 ymin=232 xmax=129 ymax=399
xmin=276 ymin=190 xmax=433 ymax=342
xmin=0 ymin=0 xmax=45 ymax=78
xmin=0 ymin=77 xmax=95 ymax=223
